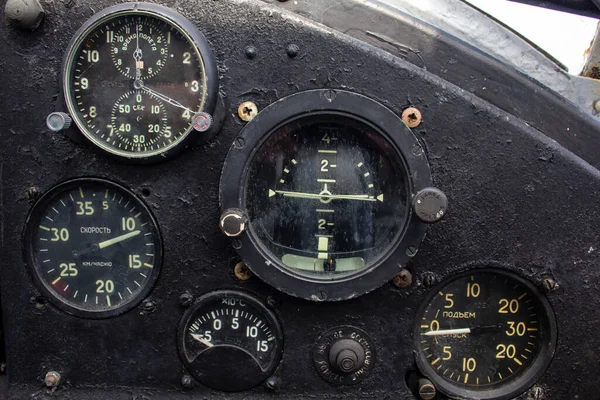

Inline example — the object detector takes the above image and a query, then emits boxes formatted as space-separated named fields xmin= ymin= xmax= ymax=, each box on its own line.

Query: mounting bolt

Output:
xmin=402 ymin=107 xmax=422 ymax=128
xmin=422 ymin=273 xmax=436 ymax=288
xmin=179 ymin=292 xmax=193 ymax=308
xmin=142 ymin=299 xmax=156 ymax=313
xmin=529 ymin=386 xmax=544 ymax=400
xmin=286 ymin=44 xmax=300 ymax=58
xmin=220 ymin=209 xmax=247 ymax=237
xmin=265 ymin=376 xmax=281 ymax=391
xmin=245 ymin=46 xmax=257 ymax=59
xmin=543 ymin=278 xmax=559 ymax=292
xmin=192 ymin=112 xmax=213 ymax=132
xmin=234 ymin=261 xmax=252 ymax=281
xmin=26 ymin=186 xmax=40 ymax=201
xmin=44 ymin=371 xmax=61 ymax=388
xmin=238 ymin=101 xmax=258 ymax=122
xmin=181 ymin=374 xmax=194 ymax=389
xmin=413 ymin=187 xmax=448 ymax=223
xmin=392 ymin=269 xmax=413 ymax=289
xmin=5 ymin=0 xmax=44 ymax=30
xmin=418 ymin=378 xmax=436 ymax=400
xmin=46 ymin=112 xmax=72 ymax=132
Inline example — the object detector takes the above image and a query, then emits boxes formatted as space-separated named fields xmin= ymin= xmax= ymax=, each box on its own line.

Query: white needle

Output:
xmin=422 ymin=328 xmax=472 ymax=337
xmin=191 ymin=333 xmax=214 ymax=347
xmin=140 ymin=84 xmax=196 ymax=114
xmin=275 ymin=190 xmax=377 ymax=202
xmin=97 ymin=230 xmax=141 ymax=250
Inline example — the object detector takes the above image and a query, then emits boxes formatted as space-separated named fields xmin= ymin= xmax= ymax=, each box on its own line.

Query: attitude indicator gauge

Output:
xmin=24 ymin=178 xmax=162 ymax=318
xmin=414 ymin=269 xmax=557 ymax=400
xmin=60 ymin=3 xmax=218 ymax=161
xmin=178 ymin=291 xmax=283 ymax=392
xmin=220 ymin=90 xmax=434 ymax=301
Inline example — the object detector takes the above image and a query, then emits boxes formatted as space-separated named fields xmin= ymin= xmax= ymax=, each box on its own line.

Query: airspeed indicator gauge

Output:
xmin=220 ymin=90 xmax=434 ymax=301
xmin=23 ymin=178 xmax=162 ymax=318
xmin=61 ymin=3 xmax=218 ymax=162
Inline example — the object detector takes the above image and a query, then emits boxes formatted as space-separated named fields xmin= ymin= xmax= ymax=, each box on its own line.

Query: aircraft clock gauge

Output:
xmin=60 ymin=3 xmax=218 ymax=162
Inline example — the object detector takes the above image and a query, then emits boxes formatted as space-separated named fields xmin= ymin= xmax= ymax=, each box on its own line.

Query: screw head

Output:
xmin=179 ymin=292 xmax=193 ymax=308
xmin=422 ymin=273 xmax=436 ymax=288
xmin=418 ymin=378 xmax=436 ymax=400
xmin=44 ymin=371 xmax=61 ymax=388
xmin=265 ymin=376 xmax=281 ymax=391
xmin=220 ymin=209 xmax=247 ymax=237
xmin=413 ymin=187 xmax=448 ymax=223
xmin=181 ymin=374 xmax=194 ymax=389
xmin=234 ymin=261 xmax=252 ymax=281
xmin=238 ymin=101 xmax=259 ymax=122
xmin=245 ymin=46 xmax=257 ymax=59
xmin=192 ymin=112 xmax=213 ymax=132
xmin=46 ymin=112 xmax=72 ymax=132
xmin=392 ymin=269 xmax=413 ymax=289
xmin=402 ymin=107 xmax=422 ymax=128
xmin=543 ymin=278 xmax=559 ymax=292
xmin=286 ymin=44 xmax=300 ymax=58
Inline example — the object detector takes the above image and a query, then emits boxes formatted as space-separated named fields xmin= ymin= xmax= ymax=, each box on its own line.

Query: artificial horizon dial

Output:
xmin=245 ymin=113 xmax=408 ymax=278
xmin=178 ymin=291 xmax=283 ymax=392
xmin=414 ymin=270 xmax=557 ymax=400
xmin=63 ymin=4 xmax=216 ymax=159
xmin=24 ymin=178 xmax=162 ymax=318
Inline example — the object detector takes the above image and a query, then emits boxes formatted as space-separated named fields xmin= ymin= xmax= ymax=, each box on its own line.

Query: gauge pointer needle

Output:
xmin=274 ymin=190 xmax=377 ymax=202
xmin=422 ymin=325 xmax=502 ymax=337
xmin=133 ymin=23 xmax=143 ymax=81
xmin=140 ymin=84 xmax=196 ymax=114
xmin=97 ymin=230 xmax=141 ymax=250
xmin=191 ymin=333 xmax=214 ymax=347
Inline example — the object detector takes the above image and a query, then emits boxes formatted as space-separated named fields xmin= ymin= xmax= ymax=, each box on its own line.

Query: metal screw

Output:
xmin=543 ymin=278 xmax=559 ymax=292
xmin=238 ymin=101 xmax=258 ymax=122
xmin=44 ymin=371 xmax=61 ymax=388
xmin=594 ymin=99 xmax=600 ymax=113
xmin=5 ymin=0 xmax=44 ymax=30
xmin=192 ymin=112 xmax=213 ymax=132
xmin=530 ymin=386 xmax=544 ymax=400
xmin=46 ymin=112 xmax=72 ymax=132
xmin=402 ymin=107 xmax=422 ymax=128
xmin=266 ymin=296 xmax=278 ymax=309
xmin=142 ymin=300 xmax=156 ymax=313
xmin=413 ymin=187 xmax=448 ymax=224
xmin=234 ymin=261 xmax=252 ymax=281
xmin=393 ymin=269 xmax=413 ymax=289
xmin=423 ymin=273 xmax=436 ymax=288
xmin=0 ymin=363 xmax=6 ymax=374
xmin=220 ymin=209 xmax=247 ymax=237
xmin=418 ymin=378 xmax=436 ymax=400
xmin=265 ymin=376 xmax=280 ymax=391
xmin=406 ymin=246 xmax=418 ymax=257
xmin=26 ymin=186 xmax=40 ymax=201
xmin=286 ymin=44 xmax=300 ymax=58
xmin=245 ymin=46 xmax=257 ymax=59
xmin=181 ymin=374 xmax=194 ymax=389
xmin=179 ymin=292 xmax=193 ymax=308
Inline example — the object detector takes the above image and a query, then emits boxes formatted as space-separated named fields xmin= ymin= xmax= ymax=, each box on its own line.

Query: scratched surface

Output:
xmin=1 ymin=0 xmax=600 ymax=399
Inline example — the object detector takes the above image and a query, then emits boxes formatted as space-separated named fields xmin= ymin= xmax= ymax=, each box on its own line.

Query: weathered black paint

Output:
xmin=1 ymin=0 xmax=600 ymax=399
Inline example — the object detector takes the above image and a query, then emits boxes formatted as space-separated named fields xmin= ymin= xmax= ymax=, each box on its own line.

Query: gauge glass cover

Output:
xmin=245 ymin=113 xmax=408 ymax=280
xmin=24 ymin=178 xmax=162 ymax=318
xmin=414 ymin=269 xmax=557 ymax=400
xmin=63 ymin=4 xmax=216 ymax=159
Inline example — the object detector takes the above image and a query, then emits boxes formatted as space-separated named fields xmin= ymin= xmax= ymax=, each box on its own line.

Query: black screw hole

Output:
xmin=141 ymin=188 xmax=151 ymax=197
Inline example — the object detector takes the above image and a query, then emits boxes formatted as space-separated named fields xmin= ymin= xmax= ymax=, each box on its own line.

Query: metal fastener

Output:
xmin=5 ymin=0 xmax=44 ymax=30
xmin=543 ymin=278 xmax=559 ymax=292
xmin=594 ymin=99 xmax=600 ymax=114
xmin=238 ymin=101 xmax=258 ymax=122
xmin=181 ymin=374 xmax=194 ymax=389
xmin=234 ymin=261 xmax=252 ymax=281
xmin=402 ymin=107 xmax=423 ymax=128
xmin=245 ymin=46 xmax=257 ymax=59
xmin=392 ymin=269 xmax=413 ymax=289
xmin=192 ymin=112 xmax=213 ymax=132
xmin=179 ymin=292 xmax=193 ymax=308
xmin=422 ymin=273 xmax=436 ymax=288
xmin=265 ymin=376 xmax=280 ymax=391
xmin=413 ymin=187 xmax=448 ymax=223
xmin=529 ymin=386 xmax=544 ymax=400
xmin=44 ymin=371 xmax=61 ymax=388
xmin=46 ymin=112 xmax=72 ymax=132
xmin=418 ymin=378 xmax=436 ymax=400
xmin=220 ymin=209 xmax=247 ymax=237
xmin=286 ymin=44 xmax=300 ymax=58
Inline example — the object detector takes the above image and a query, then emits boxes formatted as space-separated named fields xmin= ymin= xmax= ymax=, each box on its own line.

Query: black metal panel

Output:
xmin=0 ymin=0 xmax=599 ymax=399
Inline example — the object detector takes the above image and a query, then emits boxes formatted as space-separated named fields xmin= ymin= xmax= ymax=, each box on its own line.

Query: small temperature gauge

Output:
xmin=177 ymin=291 xmax=283 ymax=392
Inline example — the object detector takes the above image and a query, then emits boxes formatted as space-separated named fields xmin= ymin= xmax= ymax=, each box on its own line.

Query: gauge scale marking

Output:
xmin=178 ymin=291 xmax=283 ymax=392
xmin=24 ymin=179 xmax=162 ymax=318
xmin=414 ymin=269 xmax=557 ymax=400
xmin=62 ymin=3 xmax=217 ymax=160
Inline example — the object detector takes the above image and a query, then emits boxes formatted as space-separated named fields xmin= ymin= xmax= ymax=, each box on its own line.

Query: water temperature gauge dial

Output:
xmin=177 ymin=291 xmax=283 ymax=392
